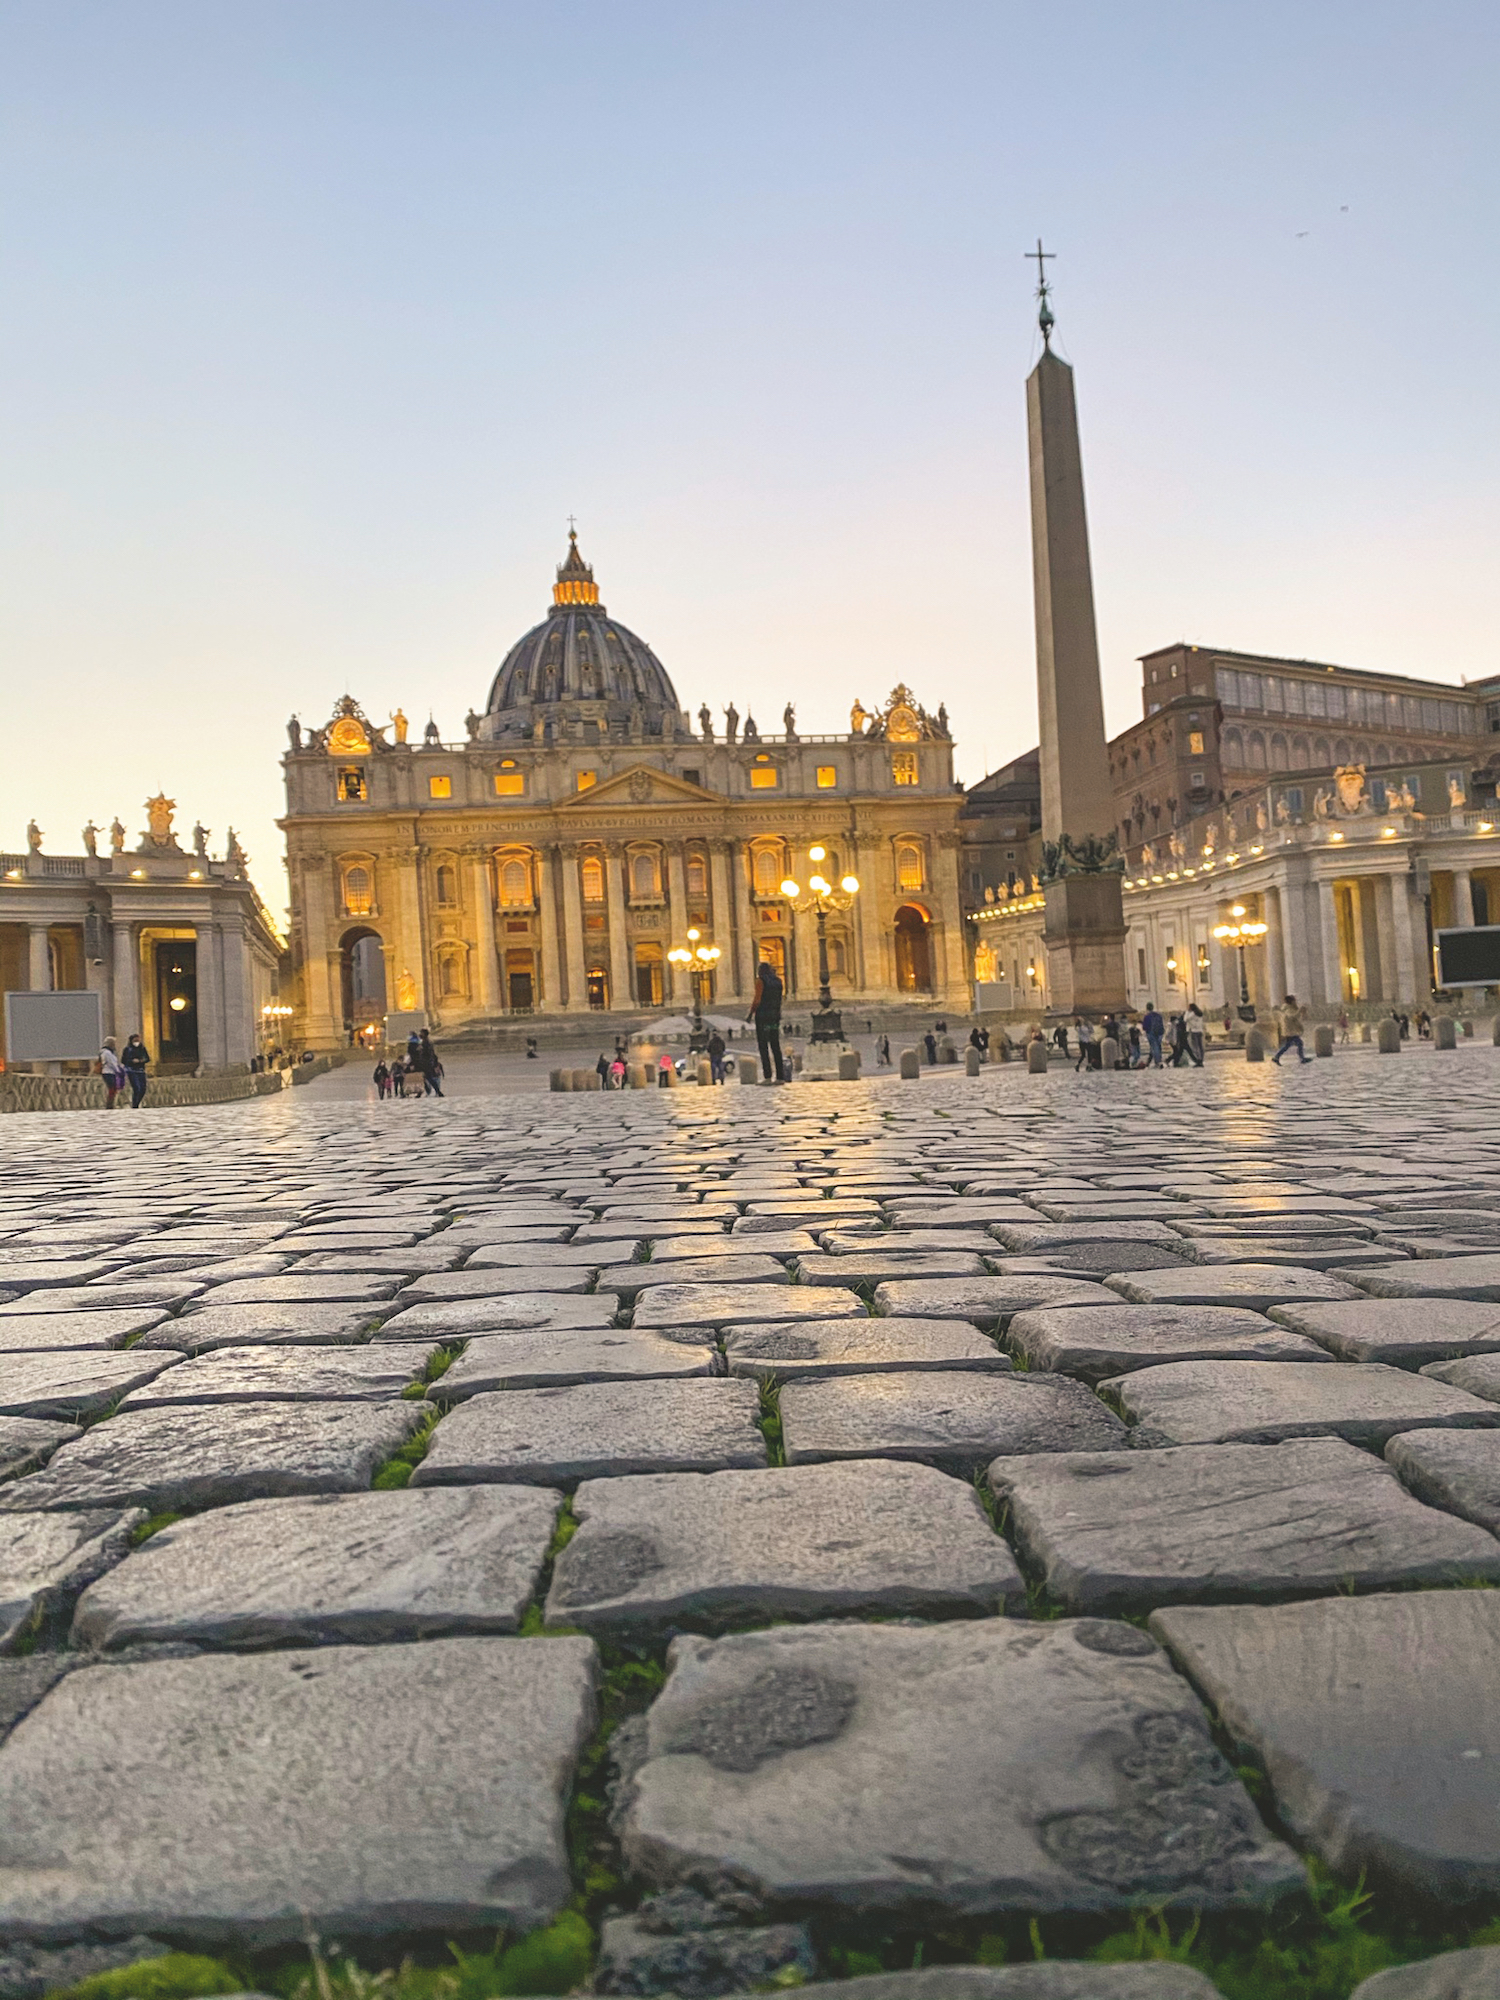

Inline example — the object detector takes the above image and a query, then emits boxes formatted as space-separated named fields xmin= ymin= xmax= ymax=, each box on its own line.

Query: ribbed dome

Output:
xmin=482 ymin=532 xmax=685 ymax=743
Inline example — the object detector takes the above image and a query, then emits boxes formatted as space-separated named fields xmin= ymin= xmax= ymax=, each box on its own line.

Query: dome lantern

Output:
xmin=552 ymin=526 xmax=600 ymax=608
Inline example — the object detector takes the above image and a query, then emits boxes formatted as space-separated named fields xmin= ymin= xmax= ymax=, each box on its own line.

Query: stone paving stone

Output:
xmin=619 ymin=1619 xmax=1301 ymax=1917
xmin=115 ymin=1342 xmax=438 ymax=1409
xmin=823 ymin=1229 xmax=997 ymax=1255
xmin=872 ymin=1276 xmax=1118 ymax=1329
xmin=781 ymin=1371 xmax=1126 ymax=1473
xmin=546 ymin=1459 xmax=1024 ymax=1634
xmin=1 ymin=1508 xmax=144 ymax=1650
xmin=994 ymin=1246 xmax=1195 ymax=1277
xmin=988 ymin=1440 xmax=1500 ymax=1615
xmin=292 ymin=1246 xmax=465 ymax=1275
xmin=0 ymin=1417 xmax=81 ymax=1484
xmin=439 ymin=1329 xmax=717 ymax=1395
xmin=1349 ymin=1255 xmax=1500 ymax=1301
xmin=133 ymin=1302 xmax=385 ymax=1353
xmin=413 ymin=1379 xmax=766 ymax=1486
xmin=0 ymin=1935 xmax=173 ymax=2000
xmin=1385 ymin=1429 xmax=1500 ymax=1535
xmin=723 ymin=1316 xmax=1009 ymax=1380
xmin=0 ymin=1281 xmax=205 ymax=1316
xmin=634 ymin=1283 xmax=863 ymax=1335
xmin=990 ymin=1221 xmax=1191 ymax=1252
xmin=1189 ymin=1240 xmax=1400 ymax=1271
xmin=1105 ymin=1359 xmax=1500 ymax=1447
xmin=1151 ymin=1591 xmax=1500 ymax=1900
xmin=452 ymin=1244 xmax=613 ymax=1271
xmin=0 ymin=1350 xmax=183 ymax=1421
xmin=1267 ymin=1299 xmax=1500 ymax=1367
xmin=650 ymin=1231 xmax=814 ymax=1259
xmin=1008 ymin=1304 xmax=1329 ymax=1383
xmin=793 ymin=1251 xmax=989 ymax=1286
xmin=0 ymin=1635 xmax=597 ymax=1942
xmin=1421 ymin=1353 xmax=1500 ymax=1403
xmin=0 ymin=1259 xmax=133 ymax=1292
xmin=422 ymin=1264 xmax=599 ymax=1295
xmin=1349 ymin=1947 xmax=1500 ymax=1999
xmin=882 ymin=1201 xmax=1040 ymax=1228
xmin=187 ymin=1273 xmax=407 ymax=1308
xmin=790 ymin=1972 xmax=1225 ymax=2000
xmin=0 ymin=1309 xmax=167 ymax=1354
xmin=0 ymin=1400 xmax=432 ymax=1513
xmin=1105 ymin=1266 xmax=1364 ymax=1312
xmin=373 ymin=1293 xmax=619 ymax=1340
xmin=72 ymin=1486 xmax=561 ymax=1649
xmin=598 ymin=1255 xmax=792 ymax=1300
xmin=594 ymin=1908 xmax=815 ymax=1999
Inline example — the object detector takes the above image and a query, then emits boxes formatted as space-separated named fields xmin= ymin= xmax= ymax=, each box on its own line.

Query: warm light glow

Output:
xmin=841 ymin=874 xmax=859 ymax=894
xmin=780 ymin=878 xmax=799 ymax=898
xmin=188 ymin=870 xmax=202 ymax=880
xmin=130 ymin=868 xmax=145 ymax=878
xmin=809 ymin=874 xmax=830 ymax=895
xmin=1329 ymin=830 xmax=1344 ymax=842
xmin=686 ymin=927 xmax=700 ymax=943
xmin=1381 ymin=826 xmax=1396 ymax=837
xmin=808 ymin=845 xmax=826 ymax=862
xmin=1479 ymin=822 xmax=1495 ymax=833
xmin=1231 ymin=904 xmax=1246 ymax=917
xmin=169 ymin=996 xmax=188 ymax=1012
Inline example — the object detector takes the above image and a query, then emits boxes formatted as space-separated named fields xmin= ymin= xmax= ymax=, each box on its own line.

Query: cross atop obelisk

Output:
xmin=1025 ymin=239 xmax=1055 ymax=348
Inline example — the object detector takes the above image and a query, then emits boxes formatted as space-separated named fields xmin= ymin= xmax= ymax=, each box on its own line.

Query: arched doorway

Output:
xmin=340 ymin=927 xmax=387 ymax=1036
xmin=894 ymin=904 xmax=933 ymax=993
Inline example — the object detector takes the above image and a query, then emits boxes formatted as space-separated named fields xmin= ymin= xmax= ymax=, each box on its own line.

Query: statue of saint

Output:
xmin=390 ymin=708 xmax=409 ymax=745
xmin=743 ymin=713 xmax=759 ymax=742
xmin=697 ymin=703 xmax=714 ymax=740
xmin=850 ymin=697 xmax=869 ymax=736
xmin=1450 ymin=774 xmax=1468 ymax=810
xmin=26 ymin=819 xmax=41 ymax=852
xmin=1256 ymin=799 xmax=1269 ymax=832
xmin=723 ymin=703 xmax=739 ymax=744
xmin=1274 ymin=794 xmax=1291 ymax=824
xmin=936 ymin=702 xmax=949 ymax=736
xmin=193 ymin=822 xmax=209 ymax=858
xmin=82 ymin=820 xmax=99 ymax=857
xmin=464 ymin=709 xmax=482 ymax=741
xmin=1313 ymin=787 xmax=1333 ymax=820
xmin=286 ymin=716 xmax=302 ymax=751
xmin=396 ymin=971 xmax=417 ymax=1011
xmin=110 ymin=818 xmax=126 ymax=853
xmin=782 ymin=703 xmax=796 ymax=738
xmin=225 ymin=828 xmax=246 ymax=866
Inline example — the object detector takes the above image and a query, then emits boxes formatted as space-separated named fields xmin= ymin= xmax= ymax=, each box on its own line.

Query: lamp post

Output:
xmin=1211 ymin=903 xmax=1268 ymax=1017
xmin=667 ymin=927 xmax=722 ymax=1053
xmin=780 ymin=846 xmax=860 ymax=1044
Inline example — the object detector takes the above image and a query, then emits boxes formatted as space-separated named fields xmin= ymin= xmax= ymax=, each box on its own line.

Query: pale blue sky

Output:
xmin=3 ymin=1 xmax=1496 ymax=915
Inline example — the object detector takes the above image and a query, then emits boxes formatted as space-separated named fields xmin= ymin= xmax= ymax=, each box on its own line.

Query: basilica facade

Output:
xmin=281 ymin=534 xmax=965 ymax=1045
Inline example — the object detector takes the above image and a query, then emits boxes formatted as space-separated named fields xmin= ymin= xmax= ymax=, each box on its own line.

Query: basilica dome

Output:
xmin=482 ymin=532 xmax=686 ymax=742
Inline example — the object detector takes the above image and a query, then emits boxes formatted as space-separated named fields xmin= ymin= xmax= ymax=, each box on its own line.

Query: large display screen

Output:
xmin=1435 ymin=927 xmax=1500 ymax=988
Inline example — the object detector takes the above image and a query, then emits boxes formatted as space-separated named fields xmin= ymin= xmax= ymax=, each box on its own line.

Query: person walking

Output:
xmin=1337 ymin=1008 xmax=1350 ymax=1044
xmin=121 ymin=1034 xmax=150 ymax=1108
xmin=706 ymin=1029 xmax=727 ymax=1084
xmin=922 ymin=1030 xmax=938 ymax=1064
xmin=609 ymin=1054 xmax=627 ymax=1089
xmin=372 ymin=1059 xmax=391 ymax=1100
xmin=100 ymin=1037 xmax=125 ymax=1109
xmin=1142 ymin=1003 xmax=1165 ymax=1067
xmin=1272 ymin=994 xmax=1312 ymax=1065
xmin=1185 ymin=1003 xmax=1206 ymax=1067
xmin=416 ymin=1029 xmax=444 ymax=1097
xmin=876 ymin=1033 xmax=891 ymax=1066
xmin=1052 ymin=1021 xmax=1069 ymax=1058
xmin=1074 ymin=1017 xmax=1096 ymax=1072
xmin=747 ymin=960 xmax=786 ymax=1082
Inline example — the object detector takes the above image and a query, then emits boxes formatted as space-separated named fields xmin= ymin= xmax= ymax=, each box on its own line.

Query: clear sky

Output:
xmin=3 ymin=1 xmax=1497 ymax=918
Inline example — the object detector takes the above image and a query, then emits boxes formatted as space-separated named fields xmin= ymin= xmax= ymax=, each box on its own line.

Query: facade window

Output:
xmin=1188 ymin=732 xmax=1205 ymax=756
xmin=752 ymin=849 xmax=781 ymax=896
xmin=896 ymin=843 xmax=924 ymax=892
xmin=631 ymin=852 xmax=660 ymax=899
xmin=1136 ymin=946 xmax=1147 ymax=985
xmin=428 ymin=775 xmax=452 ymax=800
xmin=580 ymin=855 xmax=605 ymax=903
xmin=634 ymin=943 xmax=664 ymax=1006
xmin=434 ymin=863 xmax=458 ymax=908
xmin=438 ymin=951 xmax=465 ymax=998
xmin=827 ymin=938 xmax=847 ymax=977
xmin=499 ymin=857 xmax=532 ymax=908
xmin=337 ymin=766 xmax=368 ymax=802
xmin=1196 ymin=943 xmax=1211 ymax=986
xmin=686 ymin=854 xmax=708 ymax=896
xmin=816 ymin=765 xmax=837 ymax=789
xmin=681 ymin=768 xmax=701 ymax=788
xmin=750 ymin=765 xmax=779 ymax=789
xmin=892 ymin=752 xmax=919 ymax=786
xmin=576 ymin=770 xmax=597 ymax=791
xmin=494 ymin=772 xmax=525 ymax=797
xmin=343 ymin=866 xmax=373 ymax=916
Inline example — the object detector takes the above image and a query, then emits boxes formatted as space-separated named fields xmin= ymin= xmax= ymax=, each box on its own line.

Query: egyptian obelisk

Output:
xmin=1025 ymin=246 xmax=1128 ymax=1016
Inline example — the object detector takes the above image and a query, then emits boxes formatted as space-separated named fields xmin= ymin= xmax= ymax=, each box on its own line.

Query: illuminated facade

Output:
xmin=282 ymin=534 xmax=965 ymax=1044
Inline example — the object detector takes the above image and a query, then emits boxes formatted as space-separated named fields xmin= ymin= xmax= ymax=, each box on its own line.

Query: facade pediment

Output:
xmin=557 ymin=765 xmax=715 ymax=810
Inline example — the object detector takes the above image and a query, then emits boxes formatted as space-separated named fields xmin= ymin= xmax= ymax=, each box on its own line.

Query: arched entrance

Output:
xmin=340 ymin=927 xmax=387 ymax=1035
xmin=894 ymin=904 xmax=933 ymax=994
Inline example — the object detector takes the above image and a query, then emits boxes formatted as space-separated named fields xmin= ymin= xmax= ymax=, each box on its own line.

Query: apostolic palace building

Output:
xmin=281 ymin=532 xmax=968 ymax=1044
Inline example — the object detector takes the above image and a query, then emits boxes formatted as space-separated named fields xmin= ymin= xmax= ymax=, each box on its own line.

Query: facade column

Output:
xmin=558 ymin=843 xmax=586 ymax=1011
xmin=111 ymin=921 xmax=139 ymax=1038
xmin=297 ymin=859 xmax=340 ymax=1046
xmin=27 ymin=924 xmax=51 ymax=991
xmin=732 ymin=843 xmax=756 ymax=997
xmin=1374 ymin=877 xmax=1399 ymax=1007
xmin=536 ymin=847 xmax=563 ymax=1013
xmin=709 ymin=843 xmax=738 ymax=999
xmin=195 ymin=921 xmax=226 ymax=1071
xmin=219 ymin=919 xmax=252 ymax=1066
xmin=396 ymin=854 xmax=428 ymax=1014
xmin=604 ymin=845 xmax=632 ymax=1010
xmin=1453 ymin=869 xmax=1476 ymax=928
xmin=1280 ymin=872 xmax=1314 ymax=1003
xmin=1355 ymin=878 xmax=1384 ymax=1002
xmin=1265 ymin=888 xmax=1288 ymax=1006
xmin=1387 ymin=870 xmax=1423 ymax=1004
xmin=665 ymin=845 xmax=689 ymax=1001
xmin=468 ymin=851 xmax=500 ymax=1015
xmin=1318 ymin=879 xmax=1343 ymax=1007
xmin=933 ymin=836 xmax=969 ymax=1000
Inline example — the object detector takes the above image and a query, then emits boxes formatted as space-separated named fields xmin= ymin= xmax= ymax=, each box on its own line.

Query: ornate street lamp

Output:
xmin=667 ymin=927 xmax=722 ymax=1053
xmin=780 ymin=846 xmax=860 ymax=1044
xmin=1212 ymin=903 xmax=1269 ymax=1014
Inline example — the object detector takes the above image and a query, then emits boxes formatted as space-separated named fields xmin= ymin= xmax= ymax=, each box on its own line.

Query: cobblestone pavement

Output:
xmin=3 ymin=1049 xmax=1500 ymax=1999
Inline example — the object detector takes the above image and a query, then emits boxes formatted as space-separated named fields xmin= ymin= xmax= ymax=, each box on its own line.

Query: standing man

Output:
xmin=706 ymin=1028 xmax=727 ymax=1084
xmin=1142 ymin=1001 xmax=1165 ymax=1068
xmin=416 ymin=1028 xmax=444 ymax=1096
xmin=1185 ymin=1003 xmax=1206 ymax=1067
xmin=1273 ymin=995 xmax=1312 ymax=1065
xmin=1073 ymin=1017 xmax=1095 ymax=1072
xmin=121 ymin=1034 xmax=150 ymax=1108
xmin=747 ymin=960 xmax=786 ymax=1083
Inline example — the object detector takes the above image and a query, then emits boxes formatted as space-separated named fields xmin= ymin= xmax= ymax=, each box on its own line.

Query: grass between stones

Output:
xmin=403 ymin=1344 xmax=464 ymax=1398
xmin=129 ymin=1509 xmax=185 ymax=1545
xmin=369 ymin=1408 xmax=441 ymax=1489
xmin=756 ymin=1375 xmax=786 ymax=1464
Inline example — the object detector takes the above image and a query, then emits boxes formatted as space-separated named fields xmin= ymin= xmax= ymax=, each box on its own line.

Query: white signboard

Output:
xmin=973 ymin=981 xmax=1016 ymax=1013
xmin=5 ymin=990 xmax=103 ymax=1062
xmin=384 ymin=1010 xmax=430 ymax=1044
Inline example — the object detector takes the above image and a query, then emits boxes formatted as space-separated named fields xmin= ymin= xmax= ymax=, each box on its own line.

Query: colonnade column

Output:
xmin=195 ymin=921 xmax=226 ymax=1071
xmin=558 ymin=843 xmax=586 ymax=1012
xmin=396 ymin=854 xmax=428 ymax=1014
xmin=1279 ymin=874 xmax=1313 ymax=1003
xmin=1265 ymin=888 xmax=1288 ymax=1006
xmin=111 ymin=921 xmax=139 ymax=1039
xmin=732 ymin=843 xmax=756 ymax=996
xmin=468 ymin=851 xmax=500 ymax=1014
xmin=536 ymin=847 xmax=563 ymax=1013
xmin=709 ymin=843 xmax=738 ymax=999
xmin=665 ymin=845 xmax=689 ymax=1001
xmin=27 ymin=924 xmax=50 ymax=991
xmin=1453 ymin=869 xmax=1476 ymax=928
xmin=1374 ymin=877 xmax=1400 ymax=1007
xmin=296 ymin=859 xmax=340 ymax=1046
xmin=604 ymin=845 xmax=632 ymax=1010
xmin=1387 ymin=871 xmax=1423 ymax=1003
xmin=1317 ymin=880 xmax=1343 ymax=1007
xmin=219 ymin=920 xmax=252 ymax=1066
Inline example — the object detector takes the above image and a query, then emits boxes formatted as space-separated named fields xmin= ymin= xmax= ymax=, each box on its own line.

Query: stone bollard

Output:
xmin=738 ymin=1056 xmax=758 ymax=1084
xmin=1463 ymin=1019 xmax=1474 ymax=1037
xmin=1434 ymin=1015 xmax=1458 ymax=1050
xmin=996 ymin=1039 xmax=1011 ymax=1062
xmin=1245 ymin=1029 xmax=1268 ymax=1062
xmin=899 ymin=1048 xmax=921 ymax=1079
xmin=938 ymin=1037 xmax=958 ymax=1064
xmin=1313 ymin=1024 xmax=1335 ymax=1057
xmin=1026 ymin=1039 xmax=1048 ymax=1074
xmin=1492 ymin=1015 xmax=1500 ymax=1048
xmin=838 ymin=1051 xmax=861 ymax=1081
xmin=548 ymin=1068 xmax=566 ymax=1092
xmin=628 ymin=1064 xmax=650 ymax=1089
xmin=1100 ymin=1036 xmax=1120 ymax=1071
xmin=581 ymin=1071 xmax=602 ymax=1091
xmin=1359 ymin=1023 xmax=1372 ymax=1043
xmin=1377 ymin=1018 xmax=1402 ymax=1054
xmin=696 ymin=1058 xmax=713 ymax=1086
xmin=964 ymin=1046 xmax=981 ymax=1077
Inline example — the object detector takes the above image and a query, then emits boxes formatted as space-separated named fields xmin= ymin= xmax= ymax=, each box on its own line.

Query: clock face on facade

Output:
xmin=327 ymin=716 xmax=372 ymax=756
xmin=885 ymin=704 xmax=921 ymax=743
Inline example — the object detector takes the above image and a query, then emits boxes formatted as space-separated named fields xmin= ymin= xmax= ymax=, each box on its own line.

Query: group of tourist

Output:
xmin=373 ymin=1029 xmax=444 ymax=1099
xmin=99 ymin=1034 xmax=151 ymax=1108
